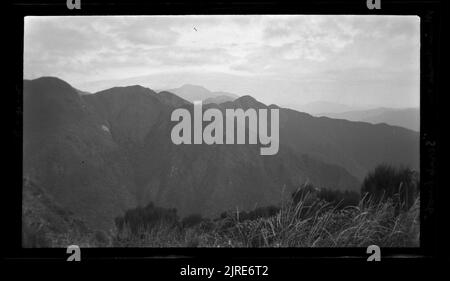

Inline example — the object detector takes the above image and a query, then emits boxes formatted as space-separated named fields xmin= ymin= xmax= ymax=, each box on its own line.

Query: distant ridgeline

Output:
xmin=171 ymin=101 xmax=280 ymax=155
xmin=22 ymin=77 xmax=419 ymax=232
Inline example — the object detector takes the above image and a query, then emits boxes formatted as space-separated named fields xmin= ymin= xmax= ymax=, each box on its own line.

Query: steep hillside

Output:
xmin=23 ymin=77 xmax=137 ymax=231
xmin=279 ymin=109 xmax=419 ymax=180
xmin=83 ymin=90 xmax=360 ymax=218
xmin=23 ymin=77 xmax=419 ymax=232
xmin=22 ymin=178 xmax=93 ymax=247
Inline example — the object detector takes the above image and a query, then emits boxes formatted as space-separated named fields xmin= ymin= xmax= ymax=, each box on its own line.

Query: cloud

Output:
xmin=24 ymin=15 xmax=420 ymax=108
xmin=111 ymin=18 xmax=180 ymax=46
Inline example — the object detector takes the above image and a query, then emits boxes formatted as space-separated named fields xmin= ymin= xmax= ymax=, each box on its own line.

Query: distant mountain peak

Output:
xmin=111 ymin=84 xmax=151 ymax=92
xmin=232 ymin=95 xmax=267 ymax=109
xmin=32 ymin=76 xmax=69 ymax=84
xmin=157 ymin=91 xmax=191 ymax=107
xmin=203 ymin=95 xmax=236 ymax=105
xmin=24 ymin=77 xmax=83 ymax=108
xmin=179 ymin=83 xmax=208 ymax=89
xmin=167 ymin=84 xmax=239 ymax=103
xmin=96 ymin=84 xmax=158 ymax=98
xmin=176 ymin=84 xmax=211 ymax=94
xmin=235 ymin=95 xmax=257 ymax=103
xmin=27 ymin=76 xmax=75 ymax=92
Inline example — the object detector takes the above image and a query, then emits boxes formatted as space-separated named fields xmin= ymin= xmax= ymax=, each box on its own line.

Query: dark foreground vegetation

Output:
xmin=111 ymin=164 xmax=419 ymax=247
xmin=23 ymin=164 xmax=420 ymax=247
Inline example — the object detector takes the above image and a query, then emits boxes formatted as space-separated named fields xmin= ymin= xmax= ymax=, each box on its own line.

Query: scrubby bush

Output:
xmin=317 ymin=188 xmax=360 ymax=208
xmin=291 ymin=183 xmax=318 ymax=205
xmin=291 ymin=183 xmax=359 ymax=209
xmin=361 ymin=164 xmax=419 ymax=210
xmin=181 ymin=213 xmax=204 ymax=228
xmin=239 ymin=205 xmax=280 ymax=221
xmin=111 ymin=179 xmax=420 ymax=248
xmin=115 ymin=202 xmax=179 ymax=234
xmin=93 ymin=230 xmax=110 ymax=246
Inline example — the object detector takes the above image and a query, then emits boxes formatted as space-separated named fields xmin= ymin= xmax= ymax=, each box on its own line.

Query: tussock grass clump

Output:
xmin=112 ymin=192 xmax=420 ymax=248
xmin=113 ymin=223 xmax=186 ymax=247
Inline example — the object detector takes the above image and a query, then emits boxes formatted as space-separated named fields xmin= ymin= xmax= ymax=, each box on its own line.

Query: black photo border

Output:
xmin=4 ymin=0 xmax=448 ymax=273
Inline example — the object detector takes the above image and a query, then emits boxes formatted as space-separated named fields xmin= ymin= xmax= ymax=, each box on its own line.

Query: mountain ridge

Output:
xmin=23 ymin=76 xmax=419 ymax=232
xmin=318 ymin=107 xmax=420 ymax=131
xmin=167 ymin=84 xmax=239 ymax=103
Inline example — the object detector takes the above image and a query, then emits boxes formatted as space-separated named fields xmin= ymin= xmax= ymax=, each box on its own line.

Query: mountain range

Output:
xmin=166 ymin=84 xmax=238 ymax=103
xmin=291 ymin=101 xmax=369 ymax=115
xmin=23 ymin=77 xmax=419 ymax=232
xmin=317 ymin=107 xmax=420 ymax=132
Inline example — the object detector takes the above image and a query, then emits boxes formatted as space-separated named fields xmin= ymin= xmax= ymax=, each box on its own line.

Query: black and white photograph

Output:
xmin=21 ymin=14 xmax=422 ymax=248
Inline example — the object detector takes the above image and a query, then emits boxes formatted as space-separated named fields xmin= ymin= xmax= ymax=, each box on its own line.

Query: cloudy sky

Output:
xmin=24 ymin=15 xmax=420 ymax=109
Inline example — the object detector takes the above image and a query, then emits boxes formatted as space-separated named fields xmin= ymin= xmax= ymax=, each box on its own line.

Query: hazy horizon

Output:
xmin=24 ymin=15 xmax=420 ymax=109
